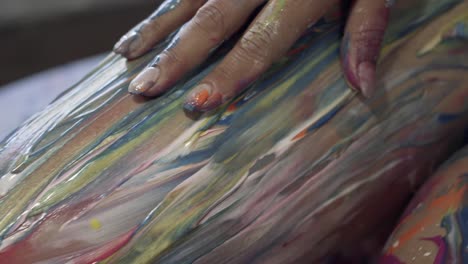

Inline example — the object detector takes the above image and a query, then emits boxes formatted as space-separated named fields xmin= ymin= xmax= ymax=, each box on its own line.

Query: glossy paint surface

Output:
xmin=380 ymin=145 xmax=468 ymax=264
xmin=0 ymin=0 xmax=467 ymax=263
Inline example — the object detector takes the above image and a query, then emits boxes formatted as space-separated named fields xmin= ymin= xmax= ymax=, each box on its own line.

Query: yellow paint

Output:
xmin=417 ymin=13 xmax=468 ymax=56
xmin=90 ymin=218 xmax=103 ymax=230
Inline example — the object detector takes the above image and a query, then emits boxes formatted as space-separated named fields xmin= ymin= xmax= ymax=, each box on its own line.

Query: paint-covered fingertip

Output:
xmin=184 ymin=85 xmax=224 ymax=112
xmin=183 ymin=101 xmax=198 ymax=112
xmin=113 ymin=33 xmax=142 ymax=59
xmin=341 ymin=58 xmax=377 ymax=98
xmin=183 ymin=84 xmax=212 ymax=112
xmin=113 ymin=43 xmax=127 ymax=56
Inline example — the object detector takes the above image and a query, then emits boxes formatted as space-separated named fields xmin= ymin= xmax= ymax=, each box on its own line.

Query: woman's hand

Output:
xmin=114 ymin=0 xmax=392 ymax=111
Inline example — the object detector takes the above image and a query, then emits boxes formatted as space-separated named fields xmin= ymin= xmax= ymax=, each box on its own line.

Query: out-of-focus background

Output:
xmin=0 ymin=0 xmax=163 ymax=139
xmin=0 ymin=0 xmax=158 ymax=84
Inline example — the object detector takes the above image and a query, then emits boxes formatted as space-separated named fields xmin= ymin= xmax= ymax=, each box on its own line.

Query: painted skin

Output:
xmin=114 ymin=0 xmax=393 ymax=110
xmin=380 ymin=145 xmax=468 ymax=264
xmin=0 ymin=0 xmax=467 ymax=263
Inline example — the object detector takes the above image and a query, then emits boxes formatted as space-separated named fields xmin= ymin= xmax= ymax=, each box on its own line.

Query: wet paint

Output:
xmin=380 ymin=145 xmax=468 ymax=264
xmin=151 ymin=0 xmax=182 ymax=20
xmin=114 ymin=0 xmax=183 ymax=57
xmin=0 ymin=0 xmax=467 ymax=263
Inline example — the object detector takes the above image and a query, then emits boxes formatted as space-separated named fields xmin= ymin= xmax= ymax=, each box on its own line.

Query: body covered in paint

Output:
xmin=0 ymin=0 xmax=467 ymax=263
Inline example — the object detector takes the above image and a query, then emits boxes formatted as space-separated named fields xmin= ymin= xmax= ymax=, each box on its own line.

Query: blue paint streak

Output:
xmin=458 ymin=206 xmax=468 ymax=263
xmin=307 ymin=105 xmax=341 ymax=133
xmin=438 ymin=113 xmax=463 ymax=123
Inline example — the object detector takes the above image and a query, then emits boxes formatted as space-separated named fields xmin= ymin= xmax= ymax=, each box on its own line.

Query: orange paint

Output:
xmin=193 ymin=89 xmax=210 ymax=107
xmin=292 ymin=129 xmax=307 ymax=140
xmin=388 ymin=185 xmax=466 ymax=254
xmin=431 ymin=185 xmax=465 ymax=211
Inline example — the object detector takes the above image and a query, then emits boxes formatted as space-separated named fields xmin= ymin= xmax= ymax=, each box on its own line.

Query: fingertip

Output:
xmin=184 ymin=84 xmax=223 ymax=112
xmin=342 ymin=0 xmax=390 ymax=98
xmin=184 ymin=84 xmax=211 ymax=111
xmin=113 ymin=41 xmax=127 ymax=55
xmin=129 ymin=81 xmax=156 ymax=95
xmin=200 ymin=92 xmax=223 ymax=111
xmin=183 ymin=101 xmax=198 ymax=112
xmin=128 ymin=67 xmax=161 ymax=95
xmin=357 ymin=61 xmax=377 ymax=99
xmin=114 ymin=33 xmax=144 ymax=59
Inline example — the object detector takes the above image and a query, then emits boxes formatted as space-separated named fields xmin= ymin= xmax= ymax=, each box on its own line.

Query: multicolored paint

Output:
xmin=380 ymin=145 xmax=468 ymax=264
xmin=0 ymin=0 xmax=467 ymax=263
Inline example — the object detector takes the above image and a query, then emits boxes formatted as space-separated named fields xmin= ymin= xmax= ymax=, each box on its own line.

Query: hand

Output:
xmin=114 ymin=0 xmax=392 ymax=111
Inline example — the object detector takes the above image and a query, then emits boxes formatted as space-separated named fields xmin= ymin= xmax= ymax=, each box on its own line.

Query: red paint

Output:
xmin=287 ymin=44 xmax=308 ymax=56
xmin=73 ymin=227 xmax=137 ymax=264
xmin=227 ymin=103 xmax=237 ymax=112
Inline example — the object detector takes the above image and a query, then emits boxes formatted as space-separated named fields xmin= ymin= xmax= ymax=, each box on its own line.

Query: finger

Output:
xmin=184 ymin=0 xmax=339 ymax=112
xmin=341 ymin=0 xmax=392 ymax=98
xmin=129 ymin=0 xmax=266 ymax=96
xmin=114 ymin=0 xmax=207 ymax=59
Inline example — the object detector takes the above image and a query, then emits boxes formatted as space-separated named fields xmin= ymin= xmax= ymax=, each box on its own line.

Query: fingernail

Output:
xmin=358 ymin=61 xmax=376 ymax=99
xmin=114 ymin=33 xmax=142 ymax=58
xmin=129 ymin=67 xmax=160 ymax=94
xmin=184 ymin=84 xmax=212 ymax=111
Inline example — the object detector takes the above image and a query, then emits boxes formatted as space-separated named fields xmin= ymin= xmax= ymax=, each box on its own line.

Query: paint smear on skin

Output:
xmin=292 ymin=129 xmax=307 ymax=141
xmin=90 ymin=218 xmax=103 ymax=230
xmin=0 ymin=1 xmax=468 ymax=263
xmin=165 ymin=36 xmax=180 ymax=52
xmin=272 ymin=0 xmax=286 ymax=19
xmin=438 ymin=113 xmax=465 ymax=123
xmin=418 ymin=13 xmax=468 ymax=56
xmin=382 ymin=146 xmax=468 ymax=263
xmin=260 ymin=0 xmax=286 ymax=35
xmin=151 ymin=0 xmax=182 ymax=19
xmin=422 ymin=236 xmax=447 ymax=264
xmin=451 ymin=22 xmax=468 ymax=39
xmin=387 ymin=186 xmax=465 ymax=254
xmin=458 ymin=205 xmax=468 ymax=263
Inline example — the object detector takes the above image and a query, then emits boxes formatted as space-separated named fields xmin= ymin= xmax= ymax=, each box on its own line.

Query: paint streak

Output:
xmin=151 ymin=0 xmax=182 ymax=19
xmin=381 ymin=145 xmax=468 ymax=263
xmin=0 ymin=1 xmax=467 ymax=263
xmin=422 ymin=236 xmax=447 ymax=264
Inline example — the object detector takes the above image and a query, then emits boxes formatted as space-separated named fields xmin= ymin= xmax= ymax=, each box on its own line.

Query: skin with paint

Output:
xmin=114 ymin=0 xmax=393 ymax=108
xmin=0 ymin=0 xmax=467 ymax=263
xmin=380 ymin=144 xmax=468 ymax=264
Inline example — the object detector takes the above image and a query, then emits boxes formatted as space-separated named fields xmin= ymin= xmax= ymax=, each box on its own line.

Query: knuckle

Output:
xmin=160 ymin=48 xmax=183 ymax=65
xmin=192 ymin=3 xmax=226 ymax=37
xmin=238 ymin=23 xmax=276 ymax=63
xmin=137 ymin=18 xmax=161 ymax=36
xmin=213 ymin=62 xmax=237 ymax=82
